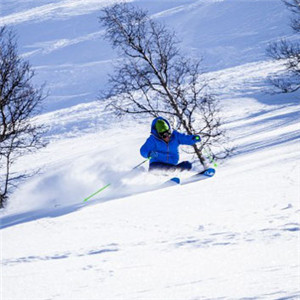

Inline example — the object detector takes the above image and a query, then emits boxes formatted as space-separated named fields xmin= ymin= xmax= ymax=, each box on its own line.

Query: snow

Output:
xmin=1 ymin=0 xmax=300 ymax=299
xmin=0 ymin=0 xmax=133 ymax=26
xmin=0 ymin=0 xmax=295 ymax=112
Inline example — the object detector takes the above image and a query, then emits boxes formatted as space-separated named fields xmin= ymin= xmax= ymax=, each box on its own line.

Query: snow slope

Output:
xmin=0 ymin=0 xmax=294 ymax=112
xmin=1 ymin=59 xmax=300 ymax=299
xmin=1 ymin=0 xmax=300 ymax=299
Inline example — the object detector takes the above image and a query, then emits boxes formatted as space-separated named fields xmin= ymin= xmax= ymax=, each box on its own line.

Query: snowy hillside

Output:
xmin=0 ymin=0 xmax=294 ymax=112
xmin=1 ymin=0 xmax=300 ymax=299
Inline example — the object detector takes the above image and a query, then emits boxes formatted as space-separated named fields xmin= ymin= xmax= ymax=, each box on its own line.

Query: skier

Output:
xmin=140 ymin=117 xmax=201 ymax=172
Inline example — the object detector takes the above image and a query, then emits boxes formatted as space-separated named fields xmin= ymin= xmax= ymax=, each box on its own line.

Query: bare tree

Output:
xmin=99 ymin=3 xmax=230 ymax=166
xmin=283 ymin=0 xmax=300 ymax=31
xmin=0 ymin=27 xmax=47 ymax=208
xmin=267 ymin=0 xmax=300 ymax=93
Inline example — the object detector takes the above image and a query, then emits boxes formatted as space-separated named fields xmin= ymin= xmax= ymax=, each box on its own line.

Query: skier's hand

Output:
xmin=149 ymin=151 xmax=158 ymax=159
xmin=193 ymin=135 xmax=201 ymax=142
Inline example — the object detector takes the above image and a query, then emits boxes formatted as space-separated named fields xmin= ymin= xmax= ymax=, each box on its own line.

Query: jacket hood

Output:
xmin=151 ymin=117 xmax=172 ymax=138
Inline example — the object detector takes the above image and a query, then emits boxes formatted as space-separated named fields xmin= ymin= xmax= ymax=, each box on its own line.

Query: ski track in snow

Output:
xmin=22 ymin=30 xmax=105 ymax=58
xmin=151 ymin=0 xmax=224 ymax=19
xmin=0 ymin=0 xmax=133 ymax=26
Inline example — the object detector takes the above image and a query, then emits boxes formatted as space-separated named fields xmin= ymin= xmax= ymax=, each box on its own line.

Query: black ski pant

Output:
xmin=149 ymin=161 xmax=192 ymax=172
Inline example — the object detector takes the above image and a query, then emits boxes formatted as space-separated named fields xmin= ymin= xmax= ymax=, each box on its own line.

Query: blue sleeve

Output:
xmin=140 ymin=136 xmax=155 ymax=158
xmin=175 ymin=131 xmax=200 ymax=145
xmin=140 ymin=136 xmax=170 ymax=162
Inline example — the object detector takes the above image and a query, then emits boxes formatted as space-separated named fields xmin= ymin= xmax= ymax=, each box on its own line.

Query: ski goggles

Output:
xmin=159 ymin=130 xmax=171 ymax=138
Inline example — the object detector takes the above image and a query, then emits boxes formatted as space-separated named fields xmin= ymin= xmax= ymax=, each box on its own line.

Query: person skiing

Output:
xmin=140 ymin=117 xmax=201 ymax=172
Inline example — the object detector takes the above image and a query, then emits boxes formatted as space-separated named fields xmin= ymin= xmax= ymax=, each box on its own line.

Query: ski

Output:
xmin=162 ymin=168 xmax=215 ymax=188
xmin=161 ymin=176 xmax=181 ymax=187
xmin=181 ymin=168 xmax=215 ymax=185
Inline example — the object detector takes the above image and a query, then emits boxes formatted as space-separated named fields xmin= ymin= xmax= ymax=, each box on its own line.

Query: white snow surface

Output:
xmin=1 ymin=0 xmax=300 ymax=299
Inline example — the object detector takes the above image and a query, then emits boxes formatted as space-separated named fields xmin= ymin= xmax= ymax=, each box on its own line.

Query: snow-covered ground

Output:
xmin=0 ymin=0 xmax=295 ymax=112
xmin=1 ymin=0 xmax=300 ymax=299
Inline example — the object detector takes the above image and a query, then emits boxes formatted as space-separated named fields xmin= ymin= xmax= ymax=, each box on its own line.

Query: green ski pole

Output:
xmin=132 ymin=157 xmax=151 ymax=170
xmin=83 ymin=157 xmax=151 ymax=203
xmin=202 ymin=147 xmax=218 ymax=168
xmin=83 ymin=183 xmax=111 ymax=202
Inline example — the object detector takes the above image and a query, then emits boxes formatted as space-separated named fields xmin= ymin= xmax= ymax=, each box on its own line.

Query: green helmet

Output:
xmin=155 ymin=119 xmax=170 ymax=133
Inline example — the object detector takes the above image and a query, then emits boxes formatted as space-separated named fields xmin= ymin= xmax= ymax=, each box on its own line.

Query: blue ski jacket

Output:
xmin=140 ymin=117 xmax=201 ymax=165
